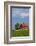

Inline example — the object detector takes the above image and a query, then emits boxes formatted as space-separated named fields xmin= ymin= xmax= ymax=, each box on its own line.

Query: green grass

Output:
xmin=12 ymin=29 xmax=29 ymax=37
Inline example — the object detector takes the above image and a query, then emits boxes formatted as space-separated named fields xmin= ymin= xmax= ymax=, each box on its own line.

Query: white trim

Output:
xmin=8 ymin=4 xmax=33 ymax=42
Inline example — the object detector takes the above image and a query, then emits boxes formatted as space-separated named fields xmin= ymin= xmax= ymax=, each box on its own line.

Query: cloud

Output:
xmin=19 ymin=13 xmax=29 ymax=18
xmin=12 ymin=12 xmax=29 ymax=18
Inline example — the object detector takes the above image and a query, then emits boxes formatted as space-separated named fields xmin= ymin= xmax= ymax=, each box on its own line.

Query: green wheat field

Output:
xmin=11 ymin=29 xmax=29 ymax=37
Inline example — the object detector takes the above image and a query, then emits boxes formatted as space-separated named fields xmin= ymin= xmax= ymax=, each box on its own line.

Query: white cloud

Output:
xmin=12 ymin=12 xmax=29 ymax=18
xmin=19 ymin=13 xmax=29 ymax=18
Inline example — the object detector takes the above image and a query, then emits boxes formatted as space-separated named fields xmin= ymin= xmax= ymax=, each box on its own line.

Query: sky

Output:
xmin=12 ymin=8 xmax=29 ymax=29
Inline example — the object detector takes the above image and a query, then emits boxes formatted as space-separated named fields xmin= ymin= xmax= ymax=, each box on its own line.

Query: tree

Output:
xmin=15 ymin=23 xmax=19 ymax=30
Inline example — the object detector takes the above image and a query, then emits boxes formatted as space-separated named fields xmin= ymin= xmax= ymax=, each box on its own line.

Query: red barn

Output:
xmin=19 ymin=23 xmax=29 ymax=29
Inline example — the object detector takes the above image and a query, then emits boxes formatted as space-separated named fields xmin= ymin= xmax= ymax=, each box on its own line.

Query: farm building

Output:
xmin=19 ymin=23 xmax=29 ymax=30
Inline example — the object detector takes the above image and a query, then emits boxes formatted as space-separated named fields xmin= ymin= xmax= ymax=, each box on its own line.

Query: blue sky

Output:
xmin=12 ymin=8 xmax=29 ymax=29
